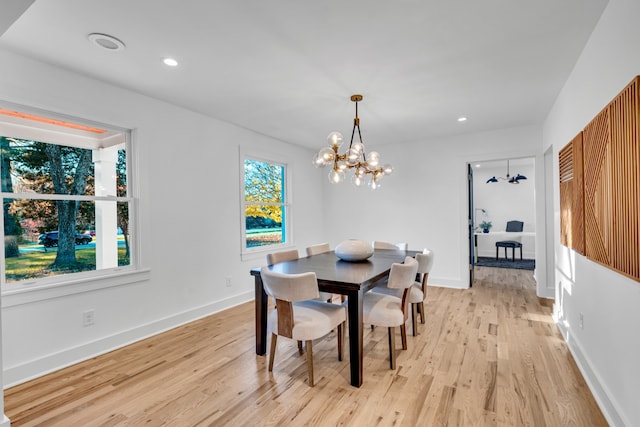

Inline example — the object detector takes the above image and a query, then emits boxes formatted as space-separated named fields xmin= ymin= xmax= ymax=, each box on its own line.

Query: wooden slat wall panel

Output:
xmin=583 ymin=107 xmax=612 ymax=267
xmin=572 ymin=75 xmax=640 ymax=282
xmin=559 ymin=143 xmax=573 ymax=248
xmin=559 ymin=133 xmax=584 ymax=254
xmin=609 ymin=77 xmax=640 ymax=281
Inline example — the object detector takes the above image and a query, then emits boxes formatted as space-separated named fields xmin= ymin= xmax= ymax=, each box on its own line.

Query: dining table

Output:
xmin=250 ymin=248 xmax=419 ymax=387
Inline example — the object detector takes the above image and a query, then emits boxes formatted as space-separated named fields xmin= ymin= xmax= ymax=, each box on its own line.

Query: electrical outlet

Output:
xmin=225 ymin=277 xmax=232 ymax=287
xmin=579 ymin=312 xmax=584 ymax=330
xmin=83 ymin=309 xmax=95 ymax=327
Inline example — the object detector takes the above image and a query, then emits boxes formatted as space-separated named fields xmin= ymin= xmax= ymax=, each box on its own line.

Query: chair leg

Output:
xmin=411 ymin=303 xmax=418 ymax=336
xmin=495 ymin=246 xmax=498 ymax=260
xmin=337 ymin=322 xmax=344 ymax=361
xmin=387 ymin=327 xmax=396 ymax=370
xmin=511 ymin=247 xmax=515 ymax=261
xmin=520 ymin=246 xmax=523 ymax=260
xmin=400 ymin=324 xmax=408 ymax=350
xmin=306 ymin=340 xmax=314 ymax=387
xmin=268 ymin=333 xmax=278 ymax=372
xmin=419 ymin=302 xmax=426 ymax=324
xmin=298 ymin=341 xmax=304 ymax=355
xmin=504 ymin=247 xmax=507 ymax=260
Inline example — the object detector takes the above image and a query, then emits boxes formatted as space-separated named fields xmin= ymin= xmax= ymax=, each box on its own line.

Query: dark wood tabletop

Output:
xmin=251 ymin=248 xmax=418 ymax=387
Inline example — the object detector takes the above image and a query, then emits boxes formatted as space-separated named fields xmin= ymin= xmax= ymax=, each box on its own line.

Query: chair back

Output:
xmin=373 ymin=241 xmax=407 ymax=250
xmin=506 ymin=220 xmax=524 ymax=232
xmin=260 ymin=267 xmax=319 ymax=302
xmin=416 ymin=250 xmax=434 ymax=275
xmin=266 ymin=249 xmax=299 ymax=265
xmin=306 ymin=243 xmax=330 ymax=256
xmin=387 ymin=256 xmax=419 ymax=290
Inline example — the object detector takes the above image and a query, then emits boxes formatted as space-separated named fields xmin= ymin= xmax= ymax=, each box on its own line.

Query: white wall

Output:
xmin=320 ymin=125 xmax=544 ymax=289
xmin=472 ymin=161 xmax=536 ymax=258
xmin=544 ymin=0 xmax=640 ymax=425
xmin=0 ymin=48 xmax=326 ymax=386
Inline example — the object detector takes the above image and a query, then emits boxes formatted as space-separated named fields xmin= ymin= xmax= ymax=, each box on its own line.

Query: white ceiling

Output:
xmin=0 ymin=0 xmax=608 ymax=150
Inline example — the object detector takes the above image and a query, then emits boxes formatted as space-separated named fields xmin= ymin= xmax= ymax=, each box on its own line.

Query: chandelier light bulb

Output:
xmin=329 ymin=168 xmax=345 ymax=184
xmin=352 ymin=174 xmax=363 ymax=186
xmin=382 ymin=164 xmax=393 ymax=175
xmin=327 ymin=131 xmax=344 ymax=148
xmin=369 ymin=177 xmax=380 ymax=190
xmin=367 ymin=151 xmax=380 ymax=167
xmin=352 ymin=142 xmax=365 ymax=153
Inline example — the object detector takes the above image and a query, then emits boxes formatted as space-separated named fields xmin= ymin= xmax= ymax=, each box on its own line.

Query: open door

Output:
xmin=468 ymin=163 xmax=475 ymax=286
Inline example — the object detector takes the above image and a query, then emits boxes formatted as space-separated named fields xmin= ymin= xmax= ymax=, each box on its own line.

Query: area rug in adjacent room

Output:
xmin=476 ymin=256 xmax=535 ymax=270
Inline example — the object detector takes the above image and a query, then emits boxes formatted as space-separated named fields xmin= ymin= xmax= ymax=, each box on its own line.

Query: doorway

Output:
xmin=468 ymin=157 xmax=537 ymax=276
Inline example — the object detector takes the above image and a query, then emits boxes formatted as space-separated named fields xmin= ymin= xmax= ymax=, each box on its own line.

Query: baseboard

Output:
xmin=3 ymin=291 xmax=254 ymax=388
xmin=555 ymin=320 xmax=629 ymax=427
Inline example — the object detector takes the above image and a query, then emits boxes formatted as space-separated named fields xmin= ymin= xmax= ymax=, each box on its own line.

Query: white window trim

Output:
xmin=0 ymin=102 xmax=143 ymax=298
xmin=239 ymin=146 xmax=293 ymax=261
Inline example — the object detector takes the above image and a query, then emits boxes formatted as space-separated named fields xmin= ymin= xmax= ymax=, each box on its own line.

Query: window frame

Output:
xmin=240 ymin=147 xmax=293 ymax=259
xmin=0 ymin=102 xmax=145 ymax=303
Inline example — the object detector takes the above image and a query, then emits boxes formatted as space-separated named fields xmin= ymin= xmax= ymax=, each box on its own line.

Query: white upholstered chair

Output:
xmin=266 ymin=249 xmax=299 ymax=265
xmin=260 ymin=267 xmax=346 ymax=386
xmin=409 ymin=250 xmax=434 ymax=335
xmin=371 ymin=249 xmax=435 ymax=336
xmin=373 ymin=241 xmax=408 ymax=250
xmin=305 ymin=243 xmax=336 ymax=302
xmin=362 ymin=256 xmax=418 ymax=369
xmin=305 ymin=243 xmax=330 ymax=256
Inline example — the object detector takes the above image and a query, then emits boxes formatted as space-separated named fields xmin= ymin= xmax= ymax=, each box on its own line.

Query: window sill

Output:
xmin=1 ymin=268 xmax=151 ymax=308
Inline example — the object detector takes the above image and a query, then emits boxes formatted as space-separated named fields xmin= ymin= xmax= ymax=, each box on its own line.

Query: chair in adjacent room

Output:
xmin=362 ymin=256 xmax=418 ymax=369
xmin=373 ymin=241 xmax=408 ymax=250
xmin=495 ymin=220 xmax=524 ymax=261
xmin=260 ymin=267 xmax=347 ymax=387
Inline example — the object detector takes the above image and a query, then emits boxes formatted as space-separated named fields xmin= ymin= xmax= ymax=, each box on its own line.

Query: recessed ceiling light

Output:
xmin=163 ymin=58 xmax=178 ymax=67
xmin=457 ymin=117 xmax=467 ymax=122
xmin=88 ymin=33 xmax=125 ymax=51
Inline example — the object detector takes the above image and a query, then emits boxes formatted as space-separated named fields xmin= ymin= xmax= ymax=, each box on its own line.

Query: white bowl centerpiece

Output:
xmin=335 ymin=239 xmax=374 ymax=262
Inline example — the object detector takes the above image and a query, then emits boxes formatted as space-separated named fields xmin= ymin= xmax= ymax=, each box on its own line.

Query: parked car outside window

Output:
xmin=38 ymin=232 xmax=93 ymax=248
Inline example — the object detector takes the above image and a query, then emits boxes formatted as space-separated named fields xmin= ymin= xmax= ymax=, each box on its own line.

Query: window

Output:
xmin=241 ymin=156 xmax=289 ymax=252
xmin=1 ymin=106 xmax=136 ymax=289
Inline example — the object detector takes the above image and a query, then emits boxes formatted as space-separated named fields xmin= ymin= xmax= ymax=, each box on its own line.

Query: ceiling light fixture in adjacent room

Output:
xmin=486 ymin=159 xmax=527 ymax=184
xmin=313 ymin=94 xmax=392 ymax=190
xmin=87 ymin=33 xmax=126 ymax=51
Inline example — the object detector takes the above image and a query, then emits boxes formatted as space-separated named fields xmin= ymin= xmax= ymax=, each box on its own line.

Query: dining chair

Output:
xmin=305 ymin=243 xmax=335 ymax=302
xmin=409 ymin=250 xmax=434 ymax=335
xmin=373 ymin=241 xmax=408 ymax=250
xmin=305 ymin=243 xmax=330 ymax=256
xmin=266 ymin=248 xmax=299 ymax=265
xmin=260 ymin=267 xmax=347 ymax=387
xmin=363 ymin=256 xmax=418 ymax=369
xmin=266 ymin=249 xmax=304 ymax=352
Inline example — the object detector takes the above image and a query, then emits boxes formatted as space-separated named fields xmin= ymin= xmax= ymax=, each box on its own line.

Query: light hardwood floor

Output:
xmin=5 ymin=267 xmax=608 ymax=426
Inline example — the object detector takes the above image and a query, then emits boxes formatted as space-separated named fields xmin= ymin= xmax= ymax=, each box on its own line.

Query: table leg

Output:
xmin=347 ymin=288 xmax=364 ymax=387
xmin=254 ymin=275 xmax=267 ymax=355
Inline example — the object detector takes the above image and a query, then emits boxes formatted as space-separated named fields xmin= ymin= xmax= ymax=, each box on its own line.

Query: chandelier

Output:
xmin=313 ymin=94 xmax=392 ymax=190
xmin=486 ymin=159 xmax=527 ymax=184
